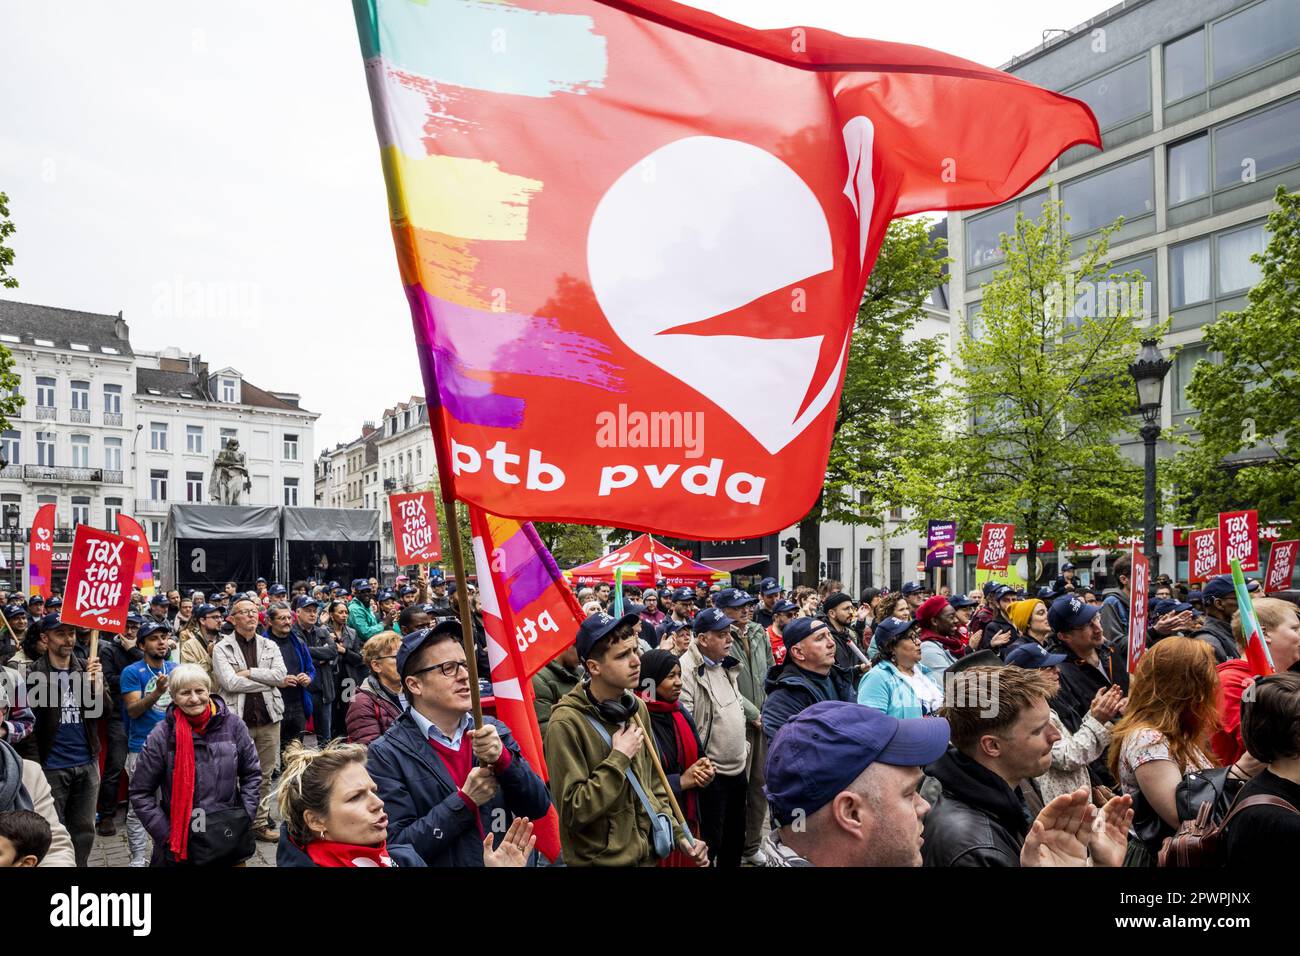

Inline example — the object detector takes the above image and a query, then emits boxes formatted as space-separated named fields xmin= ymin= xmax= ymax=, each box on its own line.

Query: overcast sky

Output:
xmin=0 ymin=0 xmax=1106 ymax=451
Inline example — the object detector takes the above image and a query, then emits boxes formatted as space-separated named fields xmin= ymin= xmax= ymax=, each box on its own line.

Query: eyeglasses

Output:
xmin=409 ymin=659 xmax=469 ymax=679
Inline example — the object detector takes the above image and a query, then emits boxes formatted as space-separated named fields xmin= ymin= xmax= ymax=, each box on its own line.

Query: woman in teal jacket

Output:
xmin=857 ymin=618 xmax=945 ymax=719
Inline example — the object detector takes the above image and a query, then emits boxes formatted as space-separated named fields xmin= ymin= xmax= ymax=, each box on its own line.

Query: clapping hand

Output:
xmin=1089 ymin=793 xmax=1133 ymax=867
xmin=483 ymin=817 xmax=535 ymax=867
xmin=1021 ymin=788 xmax=1092 ymax=867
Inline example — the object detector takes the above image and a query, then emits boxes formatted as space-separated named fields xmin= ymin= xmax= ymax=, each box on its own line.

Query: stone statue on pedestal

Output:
xmin=210 ymin=439 xmax=252 ymax=505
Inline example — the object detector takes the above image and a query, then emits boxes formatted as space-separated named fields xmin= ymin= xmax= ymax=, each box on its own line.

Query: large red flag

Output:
xmin=115 ymin=514 xmax=157 ymax=598
xmin=353 ymin=0 xmax=1100 ymax=538
xmin=27 ymin=503 xmax=55 ymax=599
xmin=469 ymin=506 xmax=584 ymax=863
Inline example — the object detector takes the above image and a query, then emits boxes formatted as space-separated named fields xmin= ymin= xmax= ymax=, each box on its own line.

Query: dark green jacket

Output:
xmin=532 ymin=660 xmax=581 ymax=738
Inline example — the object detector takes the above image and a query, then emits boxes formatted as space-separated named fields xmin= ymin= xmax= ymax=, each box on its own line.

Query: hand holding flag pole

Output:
xmin=440 ymin=488 xmax=483 ymax=728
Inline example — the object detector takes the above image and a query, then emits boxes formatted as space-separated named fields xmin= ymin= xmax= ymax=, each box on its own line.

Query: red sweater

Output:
xmin=1212 ymin=658 xmax=1255 ymax=766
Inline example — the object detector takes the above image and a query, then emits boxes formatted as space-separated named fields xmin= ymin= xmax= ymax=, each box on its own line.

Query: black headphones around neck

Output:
xmin=584 ymin=683 xmax=640 ymax=724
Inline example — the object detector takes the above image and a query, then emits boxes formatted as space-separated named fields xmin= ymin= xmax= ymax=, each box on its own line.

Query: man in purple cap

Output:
xmin=761 ymin=700 xmax=950 ymax=866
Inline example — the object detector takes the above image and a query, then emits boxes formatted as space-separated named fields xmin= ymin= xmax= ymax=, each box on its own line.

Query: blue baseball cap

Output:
xmin=1005 ymin=643 xmax=1068 ymax=669
xmin=36 ymin=613 xmax=70 ymax=633
xmin=395 ymin=619 xmax=464 ymax=678
xmin=780 ymin=616 xmax=827 ymax=652
xmin=901 ymin=581 xmax=927 ymax=596
xmin=137 ymin=620 xmax=170 ymax=642
xmin=1036 ymin=586 xmax=1057 ymax=600
xmin=1201 ymin=575 xmax=1235 ymax=601
xmin=398 ymin=586 xmax=417 ymax=597
xmin=981 ymin=580 xmax=999 ymax=596
xmin=765 ymin=701 xmax=951 ymax=827
xmin=772 ymin=599 xmax=799 ymax=615
xmin=269 ymin=584 xmax=287 ymax=596
xmin=45 ymin=596 xmax=62 ymax=610
xmin=1246 ymin=579 xmax=1261 ymax=593
xmin=1187 ymin=589 xmax=1204 ymax=604
xmin=125 ymin=612 xmax=145 ymax=627
xmin=873 ymin=616 xmax=918 ymax=647
xmin=1061 ymin=562 xmax=1076 ymax=572
xmin=575 ymin=610 xmax=639 ymax=661
xmin=693 ymin=607 xmax=732 ymax=634
xmin=292 ymin=596 xmax=320 ymax=611
xmin=377 ymin=589 xmax=396 ymax=602
xmin=760 ymin=577 xmax=781 ymax=596
xmin=992 ymin=584 xmax=1015 ymax=601
xmin=671 ymin=587 xmax=694 ymax=603
xmin=1047 ymin=593 xmax=1100 ymax=632
xmin=2 ymin=605 xmax=26 ymax=620
xmin=948 ymin=594 xmax=978 ymax=609
xmin=149 ymin=594 xmax=169 ymax=606
xmin=194 ymin=603 xmax=220 ymax=619
xmin=713 ymin=587 xmax=757 ymax=608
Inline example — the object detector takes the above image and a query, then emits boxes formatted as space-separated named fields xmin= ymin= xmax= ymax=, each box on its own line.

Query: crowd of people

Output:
xmin=0 ymin=558 xmax=1295 ymax=869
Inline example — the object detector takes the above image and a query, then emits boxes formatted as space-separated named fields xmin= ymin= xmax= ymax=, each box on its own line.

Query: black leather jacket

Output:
xmin=922 ymin=747 xmax=1037 ymax=867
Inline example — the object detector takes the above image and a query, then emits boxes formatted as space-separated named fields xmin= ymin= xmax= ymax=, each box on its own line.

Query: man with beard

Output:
xmin=819 ymin=592 xmax=868 ymax=688
xmin=180 ymin=603 xmax=223 ymax=678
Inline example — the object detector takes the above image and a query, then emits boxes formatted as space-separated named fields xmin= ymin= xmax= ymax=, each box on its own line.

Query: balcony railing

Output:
xmin=103 ymin=412 xmax=123 ymax=426
xmin=69 ymin=408 xmax=91 ymax=424
xmin=21 ymin=465 xmax=122 ymax=484
xmin=35 ymin=406 xmax=56 ymax=420
xmin=0 ymin=464 xmax=20 ymax=480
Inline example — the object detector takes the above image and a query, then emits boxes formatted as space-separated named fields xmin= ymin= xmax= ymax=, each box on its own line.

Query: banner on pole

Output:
xmin=976 ymin=523 xmax=1014 ymax=571
xmin=1218 ymin=509 xmax=1259 ymax=572
xmin=27 ymin=503 xmax=55 ymax=599
xmin=1126 ymin=544 xmax=1150 ymax=674
xmin=926 ymin=520 xmax=956 ymax=569
xmin=1188 ymin=528 xmax=1220 ymax=583
xmin=60 ymin=525 xmax=138 ymax=634
xmin=388 ymin=491 xmax=443 ymax=565
xmin=1264 ymin=540 xmax=1299 ymax=594
xmin=115 ymin=514 xmax=156 ymax=597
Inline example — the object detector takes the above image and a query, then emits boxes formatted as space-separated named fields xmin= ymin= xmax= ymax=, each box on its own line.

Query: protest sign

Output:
xmin=388 ymin=491 xmax=442 ymax=565
xmin=1219 ymin=510 xmax=1259 ymax=572
xmin=976 ymin=523 xmax=1014 ymax=571
xmin=60 ymin=525 xmax=138 ymax=636
xmin=1127 ymin=545 xmax=1150 ymax=674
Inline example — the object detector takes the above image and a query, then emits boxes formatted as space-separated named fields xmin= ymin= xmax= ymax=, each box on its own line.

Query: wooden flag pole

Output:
xmin=439 ymin=488 xmax=482 ymax=728
xmin=88 ymin=629 xmax=100 ymax=660
xmin=633 ymin=707 xmax=697 ymax=847
xmin=0 ymin=609 xmax=18 ymax=646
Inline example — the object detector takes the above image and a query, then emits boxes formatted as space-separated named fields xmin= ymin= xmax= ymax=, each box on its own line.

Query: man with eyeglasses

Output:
xmin=180 ymin=603 xmax=223 ymax=679
xmin=367 ymin=620 xmax=551 ymax=866
xmin=211 ymin=596 xmax=287 ymax=842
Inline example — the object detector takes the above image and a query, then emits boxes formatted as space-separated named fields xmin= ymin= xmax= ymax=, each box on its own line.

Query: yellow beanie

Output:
xmin=1008 ymin=599 xmax=1043 ymax=633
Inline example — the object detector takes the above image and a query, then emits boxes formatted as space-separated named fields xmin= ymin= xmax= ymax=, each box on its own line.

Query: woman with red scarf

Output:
xmin=637 ymin=649 xmax=714 ymax=867
xmin=273 ymin=740 xmax=535 ymax=867
xmin=128 ymin=664 xmax=262 ymax=865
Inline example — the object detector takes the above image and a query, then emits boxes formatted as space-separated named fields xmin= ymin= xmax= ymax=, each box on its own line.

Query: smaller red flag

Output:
xmin=27 ymin=503 xmax=55 ymax=599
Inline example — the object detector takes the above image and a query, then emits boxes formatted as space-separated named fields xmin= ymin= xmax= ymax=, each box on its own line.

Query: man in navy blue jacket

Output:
xmin=367 ymin=620 xmax=551 ymax=866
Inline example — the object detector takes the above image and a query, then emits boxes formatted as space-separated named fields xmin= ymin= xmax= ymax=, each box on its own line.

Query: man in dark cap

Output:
xmin=760 ymin=617 xmax=856 ymax=743
xmin=656 ymin=586 xmax=696 ymax=639
xmin=753 ymin=578 xmax=782 ymax=629
xmin=347 ymin=578 xmax=384 ymax=643
xmin=366 ymin=620 xmax=551 ymax=866
xmin=818 ymin=591 xmax=868 ymax=686
xmin=1188 ymin=574 xmax=1243 ymax=664
xmin=761 ymin=701 xmax=950 ymax=866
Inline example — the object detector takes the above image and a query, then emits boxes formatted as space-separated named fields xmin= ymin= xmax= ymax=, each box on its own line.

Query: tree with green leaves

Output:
xmin=905 ymin=198 xmax=1155 ymax=584
xmin=0 ymin=191 xmax=23 ymax=434
xmin=794 ymin=217 xmax=951 ymax=588
xmin=1170 ymin=187 xmax=1300 ymax=528
xmin=533 ymin=521 xmax=605 ymax=570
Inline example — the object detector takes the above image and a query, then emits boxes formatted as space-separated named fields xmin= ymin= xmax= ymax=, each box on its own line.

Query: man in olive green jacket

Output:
xmin=713 ymin=588 xmax=775 ymax=864
xmin=532 ymin=644 xmax=581 ymax=739
xmin=544 ymin=612 xmax=708 ymax=867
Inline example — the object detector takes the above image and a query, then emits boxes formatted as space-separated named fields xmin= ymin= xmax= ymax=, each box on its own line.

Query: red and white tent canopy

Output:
xmin=564 ymin=534 xmax=730 ymax=588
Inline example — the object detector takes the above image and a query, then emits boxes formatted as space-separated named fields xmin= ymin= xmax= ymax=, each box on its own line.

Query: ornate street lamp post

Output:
xmin=1128 ymin=339 xmax=1172 ymax=571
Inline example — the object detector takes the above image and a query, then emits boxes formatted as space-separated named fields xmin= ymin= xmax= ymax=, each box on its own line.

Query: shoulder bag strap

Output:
xmin=1219 ymin=793 xmax=1300 ymax=829
xmin=583 ymin=714 xmax=662 ymax=825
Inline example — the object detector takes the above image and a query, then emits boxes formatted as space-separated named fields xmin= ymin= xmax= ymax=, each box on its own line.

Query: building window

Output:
xmin=150 ymin=421 xmax=168 ymax=451
xmin=221 ymin=378 xmax=236 ymax=403
xmin=36 ymin=432 xmax=54 ymax=467
xmin=1174 ymin=344 xmax=1219 ymax=412
xmin=70 ymin=435 xmax=90 ymax=469
xmin=150 ymin=469 xmax=168 ymax=501
xmin=1217 ymin=223 xmax=1266 ymax=296
xmin=36 ymin=376 xmax=55 ymax=408
xmin=283 ymin=434 xmax=298 ymax=461
xmin=964 ymin=191 xmax=1048 ymax=270
xmin=185 ymin=471 xmax=204 ymax=502
xmin=1065 ymin=55 xmax=1149 ymax=131
xmin=1213 ymin=98 xmax=1300 ymax=190
xmin=1 ymin=430 xmax=19 ymax=465
xmin=149 ymin=520 xmax=163 ymax=546
xmin=220 ymin=427 xmax=237 ymax=450
xmin=416 ymin=449 xmax=422 ymax=474
xmin=70 ymin=381 xmax=89 ymax=411
xmin=1164 ymin=29 xmax=1206 ymax=103
xmin=103 ymin=384 xmax=122 ymax=414
xmin=186 ymin=425 xmax=203 ymax=454
xmin=104 ymin=497 xmax=122 ymax=530
xmin=1211 ymin=0 xmax=1300 ymax=84
xmin=1170 ymin=237 xmax=1211 ymax=308
xmin=858 ymin=548 xmax=875 ymax=596
xmin=285 ymin=478 xmax=299 ymax=507
xmin=1070 ymin=253 xmax=1156 ymax=326
xmin=104 ymin=437 xmax=122 ymax=472
xmin=889 ymin=549 xmax=904 ymax=593
xmin=71 ymin=496 xmax=90 ymax=527
xmin=1167 ymin=134 xmax=1209 ymax=206
xmin=826 ymin=548 xmax=843 ymax=583
xmin=1061 ymin=154 xmax=1153 ymax=236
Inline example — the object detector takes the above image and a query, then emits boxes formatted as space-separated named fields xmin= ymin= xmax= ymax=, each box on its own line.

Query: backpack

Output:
xmin=1158 ymin=792 xmax=1298 ymax=867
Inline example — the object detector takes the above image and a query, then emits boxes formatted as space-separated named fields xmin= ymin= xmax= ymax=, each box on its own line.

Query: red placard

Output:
xmin=976 ymin=523 xmax=1015 ymax=571
xmin=1127 ymin=545 xmax=1150 ymax=674
xmin=1264 ymin=540 xmax=1299 ymax=593
xmin=60 ymin=525 xmax=138 ymax=634
xmin=388 ymin=491 xmax=442 ymax=565
xmin=1188 ymin=528 xmax=1220 ymax=582
xmin=1219 ymin=510 xmax=1259 ymax=572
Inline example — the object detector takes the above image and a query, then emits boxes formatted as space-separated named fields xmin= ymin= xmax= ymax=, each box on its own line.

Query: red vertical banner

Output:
xmin=1218 ymin=509 xmax=1259 ymax=572
xmin=60 ymin=525 xmax=138 ymax=634
xmin=976 ymin=523 xmax=1014 ymax=571
xmin=27 ymin=503 xmax=55 ymax=599
xmin=115 ymin=514 xmax=156 ymax=597
xmin=1127 ymin=545 xmax=1150 ymax=674
xmin=388 ymin=491 xmax=442 ymax=565
xmin=1264 ymin=540 xmax=1299 ymax=593
xmin=1188 ymin=528 xmax=1220 ymax=582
